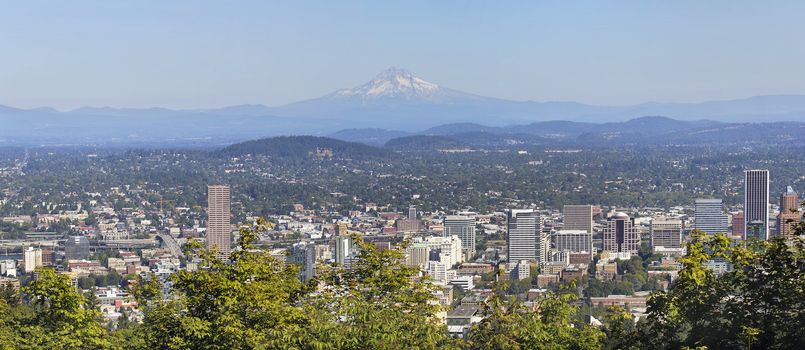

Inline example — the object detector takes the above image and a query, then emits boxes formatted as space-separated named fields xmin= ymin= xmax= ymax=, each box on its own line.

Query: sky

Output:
xmin=1 ymin=1 xmax=804 ymax=110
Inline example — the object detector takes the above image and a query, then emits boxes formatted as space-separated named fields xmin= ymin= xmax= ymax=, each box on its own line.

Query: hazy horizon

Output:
xmin=2 ymin=1 xmax=805 ymax=110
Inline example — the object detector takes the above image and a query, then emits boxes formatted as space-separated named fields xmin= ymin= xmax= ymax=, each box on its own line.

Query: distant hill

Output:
xmin=384 ymin=135 xmax=468 ymax=151
xmin=329 ymin=116 xmax=805 ymax=149
xmin=655 ymin=122 xmax=805 ymax=145
xmin=422 ymin=123 xmax=503 ymax=135
xmin=328 ymin=128 xmax=411 ymax=146
xmin=447 ymin=131 xmax=547 ymax=147
xmin=219 ymin=136 xmax=393 ymax=159
xmin=4 ymin=67 xmax=805 ymax=146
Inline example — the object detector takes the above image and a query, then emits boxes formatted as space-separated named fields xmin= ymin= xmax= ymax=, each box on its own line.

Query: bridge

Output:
xmin=156 ymin=233 xmax=183 ymax=257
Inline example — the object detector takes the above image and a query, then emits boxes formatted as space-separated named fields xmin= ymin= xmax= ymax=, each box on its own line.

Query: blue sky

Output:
xmin=1 ymin=1 xmax=804 ymax=109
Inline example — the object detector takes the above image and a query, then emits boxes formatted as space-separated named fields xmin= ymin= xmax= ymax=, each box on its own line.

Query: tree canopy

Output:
xmin=3 ymin=223 xmax=805 ymax=349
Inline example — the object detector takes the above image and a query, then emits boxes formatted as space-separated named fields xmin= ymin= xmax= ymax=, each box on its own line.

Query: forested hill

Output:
xmin=384 ymin=135 xmax=468 ymax=151
xmin=218 ymin=136 xmax=393 ymax=159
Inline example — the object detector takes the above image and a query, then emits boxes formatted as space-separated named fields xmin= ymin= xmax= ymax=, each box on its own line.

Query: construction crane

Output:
xmin=159 ymin=199 xmax=175 ymax=214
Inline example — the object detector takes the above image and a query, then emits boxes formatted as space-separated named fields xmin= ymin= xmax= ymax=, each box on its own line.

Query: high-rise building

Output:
xmin=650 ymin=218 xmax=683 ymax=249
xmin=744 ymin=170 xmax=770 ymax=240
xmin=553 ymin=230 xmax=593 ymax=256
xmin=207 ymin=185 xmax=232 ymax=257
xmin=397 ymin=205 xmax=421 ymax=232
xmin=732 ymin=212 xmax=745 ymax=238
xmin=780 ymin=186 xmax=799 ymax=212
xmin=603 ymin=212 xmax=640 ymax=254
xmin=694 ymin=199 xmax=728 ymax=234
xmin=22 ymin=247 xmax=43 ymax=274
xmin=426 ymin=261 xmax=456 ymax=284
xmin=334 ymin=235 xmax=352 ymax=266
xmin=507 ymin=209 xmax=545 ymax=263
xmin=444 ymin=215 xmax=476 ymax=257
xmin=405 ymin=242 xmax=430 ymax=268
xmin=288 ymin=242 xmax=317 ymax=281
xmin=776 ymin=186 xmax=800 ymax=238
xmin=511 ymin=260 xmax=531 ymax=281
xmin=562 ymin=205 xmax=594 ymax=233
xmin=425 ymin=235 xmax=464 ymax=267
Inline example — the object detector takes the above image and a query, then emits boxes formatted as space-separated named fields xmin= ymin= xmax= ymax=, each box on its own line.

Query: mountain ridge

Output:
xmin=4 ymin=67 xmax=805 ymax=145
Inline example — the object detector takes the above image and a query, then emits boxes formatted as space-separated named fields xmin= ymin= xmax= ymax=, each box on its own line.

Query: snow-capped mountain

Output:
xmin=270 ymin=66 xmax=609 ymax=127
xmin=328 ymin=67 xmax=474 ymax=103
xmin=4 ymin=66 xmax=805 ymax=145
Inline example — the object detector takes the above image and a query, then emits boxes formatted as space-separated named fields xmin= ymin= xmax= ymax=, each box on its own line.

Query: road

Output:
xmin=156 ymin=233 xmax=183 ymax=257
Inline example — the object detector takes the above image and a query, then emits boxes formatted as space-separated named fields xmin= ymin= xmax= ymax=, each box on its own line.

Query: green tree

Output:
xmin=0 ymin=284 xmax=19 ymax=306
xmin=304 ymin=235 xmax=458 ymax=349
xmin=636 ymin=231 xmax=805 ymax=349
xmin=14 ymin=268 xmax=112 ymax=349
xmin=466 ymin=284 xmax=604 ymax=349
xmin=136 ymin=218 xmax=311 ymax=349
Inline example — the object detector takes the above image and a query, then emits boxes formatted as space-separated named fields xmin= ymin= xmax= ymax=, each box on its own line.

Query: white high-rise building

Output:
xmin=425 ymin=235 xmax=463 ymax=267
xmin=694 ymin=199 xmax=728 ymax=234
xmin=23 ymin=247 xmax=43 ymax=274
xmin=427 ymin=261 xmax=456 ymax=284
xmin=335 ymin=235 xmax=352 ymax=266
xmin=562 ymin=205 xmax=595 ymax=233
xmin=512 ymin=260 xmax=531 ymax=281
xmin=206 ymin=185 xmax=231 ymax=258
xmin=405 ymin=241 xmax=430 ymax=269
xmin=507 ymin=209 xmax=546 ymax=263
xmin=443 ymin=215 xmax=476 ymax=258
xmin=744 ymin=170 xmax=770 ymax=240
xmin=288 ymin=242 xmax=317 ymax=281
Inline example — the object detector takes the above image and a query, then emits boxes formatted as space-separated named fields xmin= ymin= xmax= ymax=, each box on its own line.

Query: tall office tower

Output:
xmin=553 ymin=230 xmax=593 ymax=257
xmin=408 ymin=205 xmax=417 ymax=220
xmin=744 ymin=170 xmax=770 ymax=240
xmin=405 ymin=241 xmax=431 ymax=268
xmin=22 ymin=247 xmax=43 ymax=273
xmin=288 ymin=242 xmax=317 ymax=281
xmin=206 ymin=185 xmax=231 ymax=258
xmin=780 ymin=186 xmax=799 ymax=212
xmin=334 ymin=235 xmax=352 ymax=265
xmin=425 ymin=235 xmax=464 ymax=267
xmin=562 ymin=205 xmax=594 ymax=233
xmin=603 ymin=212 xmax=640 ymax=254
xmin=507 ymin=209 xmax=543 ymax=263
xmin=444 ymin=215 xmax=476 ymax=257
xmin=650 ymin=218 xmax=683 ymax=249
xmin=732 ymin=212 xmax=745 ymax=237
xmin=776 ymin=186 xmax=800 ymax=238
xmin=694 ymin=199 xmax=729 ymax=234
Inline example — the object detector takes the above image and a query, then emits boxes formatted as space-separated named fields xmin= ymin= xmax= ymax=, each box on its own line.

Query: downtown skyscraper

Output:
xmin=562 ymin=205 xmax=595 ymax=233
xmin=744 ymin=170 xmax=770 ymax=240
xmin=443 ymin=215 xmax=476 ymax=258
xmin=207 ymin=185 xmax=232 ymax=258
xmin=507 ymin=209 xmax=544 ymax=263
xmin=694 ymin=198 xmax=729 ymax=234
xmin=603 ymin=212 xmax=640 ymax=254
xmin=776 ymin=186 xmax=800 ymax=238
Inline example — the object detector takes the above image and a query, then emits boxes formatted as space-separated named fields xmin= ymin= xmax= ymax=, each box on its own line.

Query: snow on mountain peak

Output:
xmin=335 ymin=67 xmax=443 ymax=100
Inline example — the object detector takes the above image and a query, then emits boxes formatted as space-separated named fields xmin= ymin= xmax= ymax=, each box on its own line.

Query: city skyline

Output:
xmin=2 ymin=2 xmax=805 ymax=348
